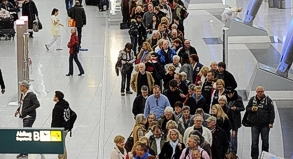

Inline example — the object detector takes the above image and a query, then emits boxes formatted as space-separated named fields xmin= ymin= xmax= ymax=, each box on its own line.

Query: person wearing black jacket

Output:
xmin=14 ymin=80 xmax=40 ymax=158
xmin=135 ymin=15 xmax=147 ymax=50
xmin=154 ymin=6 xmax=166 ymax=21
xmin=52 ymin=91 xmax=70 ymax=159
xmin=206 ymin=116 xmax=229 ymax=159
xmin=22 ymin=0 xmax=38 ymax=38
xmin=185 ymin=86 xmax=208 ymax=115
xmin=246 ymin=86 xmax=275 ymax=159
xmin=159 ymin=129 xmax=186 ymax=159
xmin=163 ymin=80 xmax=185 ymax=108
xmin=201 ymin=71 xmax=214 ymax=112
xmin=215 ymin=62 xmax=237 ymax=90
xmin=0 ymin=69 xmax=5 ymax=94
xmin=145 ymin=53 xmax=165 ymax=86
xmin=132 ymin=86 xmax=149 ymax=118
xmin=178 ymin=40 xmax=197 ymax=57
xmin=225 ymin=87 xmax=244 ymax=156
xmin=68 ymin=1 xmax=86 ymax=46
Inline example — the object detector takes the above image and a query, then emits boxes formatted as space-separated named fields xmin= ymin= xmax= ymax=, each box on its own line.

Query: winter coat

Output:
xmin=159 ymin=141 xmax=186 ymax=159
xmin=132 ymin=94 xmax=148 ymax=117
xmin=178 ymin=46 xmax=197 ymax=57
xmin=110 ymin=146 xmax=127 ymax=159
xmin=17 ymin=92 xmax=40 ymax=118
xmin=67 ymin=32 xmax=78 ymax=54
xmin=157 ymin=48 xmax=176 ymax=66
xmin=118 ymin=49 xmax=136 ymax=72
xmin=51 ymin=99 xmax=71 ymax=130
xmin=179 ymin=63 xmax=203 ymax=84
xmin=214 ymin=70 xmax=237 ymax=90
xmin=211 ymin=126 xmax=229 ymax=159
xmin=163 ymin=88 xmax=185 ymax=108
xmin=130 ymin=71 xmax=155 ymax=93
xmin=226 ymin=92 xmax=245 ymax=128
xmin=68 ymin=4 xmax=86 ymax=27
xmin=183 ymin=126 xmax=212 ymax=146
xmin=22 ymin=0 xmax=38 ymax=29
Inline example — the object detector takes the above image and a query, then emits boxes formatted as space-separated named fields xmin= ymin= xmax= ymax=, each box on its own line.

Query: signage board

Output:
xmin=0 ymin=128 xmax=64 ymax=154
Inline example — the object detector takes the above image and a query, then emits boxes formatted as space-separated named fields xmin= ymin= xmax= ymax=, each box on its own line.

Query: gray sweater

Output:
xmin=142 ymin=12 xmax=155 ymax=28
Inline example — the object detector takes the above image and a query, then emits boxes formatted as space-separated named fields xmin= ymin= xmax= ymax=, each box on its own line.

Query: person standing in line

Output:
xmin=45 ymin=8 xmax=64 ymax=51
xmin=246 ymin=86 xmax=275 ymax=159
xmin=66 ymin=27 xmax=84 ymax=76
xmin=118 ymin=43 xmax=136 ymax=96
xmin=22 ymin=0 xmax=38 ymax=38
xmin=0 ymin=69 xmax=5 ymax=94
xmin=14 ymin=80 xmax=40 ymax=159
xmin=68 ymin=1 xmax=86 ymax=48
xmin=51 ymin=91 xmax=71 ymax=159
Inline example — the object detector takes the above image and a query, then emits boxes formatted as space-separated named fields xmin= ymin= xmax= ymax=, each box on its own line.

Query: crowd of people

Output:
xmin=113 ymin=0 xmax=276 ymax=158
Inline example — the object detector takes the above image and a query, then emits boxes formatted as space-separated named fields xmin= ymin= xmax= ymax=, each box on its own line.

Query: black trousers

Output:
xmin=77 ymin=27 xmax=82 ymax=45
xmin=122 ymin=8 xmax=129 ymax=23
xmin=69 ymin=54 xmax=84 ymax=74
xmin=121 ymin=72 xmax=131 ymax=92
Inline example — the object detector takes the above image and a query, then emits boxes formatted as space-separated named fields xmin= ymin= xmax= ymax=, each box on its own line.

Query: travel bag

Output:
xmin=120 ymin=22 xmax=129 ymax=29
xmin=85 ymin=0 xmax=98 ymax=5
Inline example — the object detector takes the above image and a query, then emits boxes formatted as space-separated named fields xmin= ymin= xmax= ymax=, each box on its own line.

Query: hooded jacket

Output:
xmin=51 ymin=99 xmax=71 ymax=130
xmin=226 ymin=91 xmax=245 ymax=128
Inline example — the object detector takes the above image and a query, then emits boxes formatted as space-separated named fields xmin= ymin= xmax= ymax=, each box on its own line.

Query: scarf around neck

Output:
xmin=169 ymin=139 xmax=179 ymax=158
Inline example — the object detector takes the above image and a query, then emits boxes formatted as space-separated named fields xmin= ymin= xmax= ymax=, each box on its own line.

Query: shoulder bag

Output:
xmin=242 ymin=111 xmax=251 ymax=127
xmin=124 ymin=131 xmax=134 ymax=152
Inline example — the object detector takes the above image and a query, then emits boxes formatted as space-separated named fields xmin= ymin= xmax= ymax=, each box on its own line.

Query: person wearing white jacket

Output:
xmin=183 ymin=114 xmax=212 ymax=146
xmin=45 ymin=8 xmax=64 ymax=51
xmin=110 ymin=135 xmax=127 ymax=159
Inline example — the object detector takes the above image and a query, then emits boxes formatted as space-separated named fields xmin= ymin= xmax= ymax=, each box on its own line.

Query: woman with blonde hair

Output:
xmin=165 ymin=120 xmax=178 ymax=135
xmin=158 ymin=17 xmax=170 ymax=30
xmin=132 ymin=114 xmax=146 ymax=144
xmin=211 ymin=104 xmax=232 ymax=140
xmin=211 ymin=79 xmax=226 ymax=106
xmin=133 ymin=5 xmax=144 ymax=18
xmin=221 ymin=7 xmax=243 ymax=22
xmin=136 ymin=42 xmax=153 ymax=63
xmin=110 ymin=135 xmax=127 ymax=159
xmin=128 ymin=141 xmax=142 ymax=159
xmin=195 ymin=66 xmax=209 ymax=86
xmin=159 ymin=129 xmax=185 ymax=159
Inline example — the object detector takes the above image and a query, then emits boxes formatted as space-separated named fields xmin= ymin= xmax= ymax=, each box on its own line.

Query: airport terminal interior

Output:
xmin=0 ymin=0 xmax=293 ymax=158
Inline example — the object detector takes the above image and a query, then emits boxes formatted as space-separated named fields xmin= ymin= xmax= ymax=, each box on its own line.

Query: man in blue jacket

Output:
xmin=157 ymin=40 xmax=176 ymax=67
xmin=135 ymin=143 xmax=153 ymax=159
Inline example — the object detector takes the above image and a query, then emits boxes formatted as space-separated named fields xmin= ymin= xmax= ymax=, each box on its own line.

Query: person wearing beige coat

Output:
xmin=131 ymin=63 xmax=155 ymax=95
xmin=45 ymin=8 xmax=64 ymax=51
xmin=110 ymin=135 xmax=127 ymax=159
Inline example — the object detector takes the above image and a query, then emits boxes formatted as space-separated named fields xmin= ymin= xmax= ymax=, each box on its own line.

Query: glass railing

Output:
xmin=258 ymin=63 xmax=293 ymax=81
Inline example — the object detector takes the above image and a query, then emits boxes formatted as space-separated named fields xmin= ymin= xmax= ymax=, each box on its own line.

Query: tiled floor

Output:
xmin=0 ymin=0 xmax=292 ymax=158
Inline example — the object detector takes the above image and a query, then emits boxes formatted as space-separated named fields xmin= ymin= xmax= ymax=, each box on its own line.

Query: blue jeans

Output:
xmin=65 ymin=0 xmax=73 ymax=11
xmin=20 ymin=116 xmax=36 ymax=156
xmin=231 ymin=128 xmax=238 ymax=154
xmin=251 ymin=125 xmax=270 ymax=159
xmin=69 ymin=54 xmax=84 ymax=75
xmin=130 ymin=35 xmax=138 ymax=55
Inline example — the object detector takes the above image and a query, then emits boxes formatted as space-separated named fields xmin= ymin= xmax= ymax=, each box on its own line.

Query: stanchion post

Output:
xmin=223 ymin=27 xmax=229 ymax=66
xmin=19 ymin=16 xmax=28 ymax=32
xmin=16 ymin=20 xmax=25 ymax=100
xmin=23 ymin=33 xmax=29 ymax=81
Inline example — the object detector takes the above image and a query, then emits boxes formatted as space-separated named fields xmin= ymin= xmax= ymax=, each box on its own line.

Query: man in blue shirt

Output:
xmin=144 ymin=85 xmax=171 ymax=120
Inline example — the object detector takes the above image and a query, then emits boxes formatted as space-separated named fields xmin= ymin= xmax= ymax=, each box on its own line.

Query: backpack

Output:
xmin=68 ymin=108 xmax=77 ymax=137
xmin=184 ymin=148 xmax=204 ymax=159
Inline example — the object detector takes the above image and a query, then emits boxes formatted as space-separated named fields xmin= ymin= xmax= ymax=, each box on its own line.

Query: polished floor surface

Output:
xmin=0 ymin=0 xmax=292 ymax=158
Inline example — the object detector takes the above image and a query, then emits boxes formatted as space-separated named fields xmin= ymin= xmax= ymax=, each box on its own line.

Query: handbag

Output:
xmin=124 ymin=131 xmax=133 ymax=153
xmin=122 ymin=63 xmax=133 ymax=74
xmin=150 ymin=60 xmax=163 ymax=80
xmin=37 ymin=16 xmax=42 ymax=30
xmin=32 ymin=19 xmax=39 ymax=32
xmin=242 ymin=111 xmax=251 ymax=127
xmin=68 ymin=7 xmax=76 ymax=27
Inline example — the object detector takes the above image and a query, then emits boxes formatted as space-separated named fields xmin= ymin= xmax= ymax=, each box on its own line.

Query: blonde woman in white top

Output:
xmin=45 ymin=8 xmax=64 ymax=51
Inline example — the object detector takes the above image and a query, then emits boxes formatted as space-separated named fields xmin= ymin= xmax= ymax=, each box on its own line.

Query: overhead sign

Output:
xmin=0 ymin=128 xmax=64 ymax=154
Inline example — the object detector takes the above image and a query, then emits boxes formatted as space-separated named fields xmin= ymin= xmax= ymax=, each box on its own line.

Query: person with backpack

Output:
xmin=51 ymin=91 xmax=72 ymax=159
xmin=179 ymin=135 xmax=210 ymax=159
xmin=66 ymin=27 xmax=84 ymax=76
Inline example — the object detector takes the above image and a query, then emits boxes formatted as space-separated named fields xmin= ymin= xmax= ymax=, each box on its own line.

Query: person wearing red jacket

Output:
xmin=66 ymin=28 xmax=84 ymax=76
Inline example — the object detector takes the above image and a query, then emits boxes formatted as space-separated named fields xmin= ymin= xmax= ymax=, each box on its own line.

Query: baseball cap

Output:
xmin=205 ymin=116 xmax=217 ymax=122
xmin=225 ymin=86 xmax=235 ymax=94
xmin=19 ymin=80 xmax=30 ymax=88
